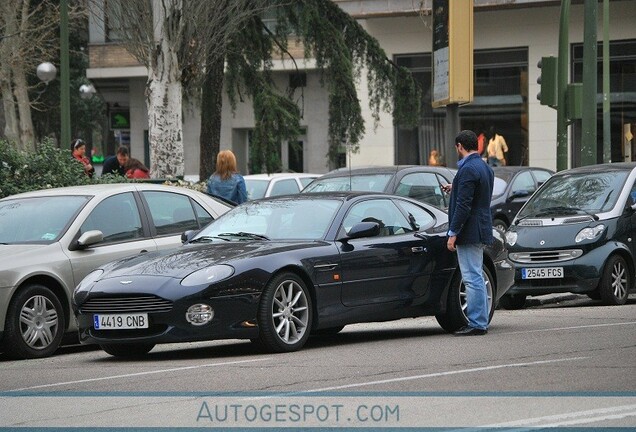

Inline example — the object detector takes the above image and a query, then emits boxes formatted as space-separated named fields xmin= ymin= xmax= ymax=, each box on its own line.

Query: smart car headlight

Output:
xmin=575 ymin=224 xmax=605 ymax=243
xmin=181 ymin=265 xmax=234 ymax=286
xmin=505 ymin=231 xmax=518 ymax=246
xmin=74 ymin=269 xmax=104 ymax=294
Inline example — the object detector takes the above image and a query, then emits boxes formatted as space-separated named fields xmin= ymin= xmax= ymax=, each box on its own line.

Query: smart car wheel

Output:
xmin=436 ymin=266 xmax=494 ymax=332
xmin=100 ymin=343 xmax=155 ymax=358
xmin=4 ymin=284 xmax=65 ymax=359
xmin=493 ymin=218 xmax=508 ymax=232
xmin=599 ymin=255 xmax=630 ymax=306
xmin=257 ymin=272 xmax=312 ymax=352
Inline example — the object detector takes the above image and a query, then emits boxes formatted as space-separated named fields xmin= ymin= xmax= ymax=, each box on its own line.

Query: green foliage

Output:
xmin=0 ymin=139 xmax=127 ymax=199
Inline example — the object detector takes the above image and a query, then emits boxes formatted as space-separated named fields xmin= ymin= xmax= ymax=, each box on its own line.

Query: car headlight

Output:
xmin=181 ymin=265 xmax=234 ymax=286
xmin=505 ymin=231 xmax=518 ymax=246
xmin=575 ymin=224 xmax=605 ymax=243
xmin=74 ymin=269 xmax=104 ymax=294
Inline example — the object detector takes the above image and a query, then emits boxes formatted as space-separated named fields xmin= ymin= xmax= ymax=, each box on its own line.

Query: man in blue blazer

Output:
xmin=444 ymin=130 xmax=495 ymax=335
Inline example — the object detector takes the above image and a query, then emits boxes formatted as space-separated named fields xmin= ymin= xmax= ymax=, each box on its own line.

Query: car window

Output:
xmin=395 ymin=172 xmax=446 ymax=208
xmin=342 ymin=199 xmax=413 ymax=237
xmin=299 ymin=177 xmax=317 ymax=188
xmin=142 ymin=191 xmax=199 ymax=236
xmin=193 ymin=201 xmax=214 ymax=228
xmin=510 ymin=171 xmax=536 ymax=194
xmin=270 ymin=179 xmax=300 ymax=197
xmin=80 ymin=193 xmax=143 ymax=243
xmin=0 ymin=195 xmax=90 ymax=244
xmin=303 ymin=174 xmax=392 ymax=193
xmin=394 ymin=200 xmax=435 ymax=231
xmin=245 ymin=179 xmax=269 ymax=200
xmin=532 ymin=169 xmax=552 ymax=186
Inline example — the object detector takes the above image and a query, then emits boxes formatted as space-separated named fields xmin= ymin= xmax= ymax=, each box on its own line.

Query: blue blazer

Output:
xmin=448 ymin=153 xmax=494 ymax=245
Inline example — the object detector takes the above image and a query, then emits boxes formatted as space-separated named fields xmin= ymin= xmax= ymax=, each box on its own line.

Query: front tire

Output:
xmin=493 ymin=218 xmax=508 ymax=232
xmin=4 ymin=284 xmax=65 ymax=359
xmin=436 ymin=266 xmax=495 ymax=332
xmin=257 ymin=272 xmax=312 ymax=352
xmin=100 ymin=343 xmax=155 ymax=358
xmin=599 ymin=255 xmax=630 ymax=305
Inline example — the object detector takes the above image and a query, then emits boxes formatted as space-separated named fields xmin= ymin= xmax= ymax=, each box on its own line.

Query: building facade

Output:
xmin=86 ymin=0 xmax=636 ymax=178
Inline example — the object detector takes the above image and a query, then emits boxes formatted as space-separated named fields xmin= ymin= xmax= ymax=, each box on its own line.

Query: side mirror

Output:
xmin=339 ymin=222 xmax=380 ymax=241
xmin=507 ymin=190 xmax=530 ymax=201
xmin=75 ymin=230 xmax=103 ymax=250
xmin=181 ymin=230 xmax=197 ymax=244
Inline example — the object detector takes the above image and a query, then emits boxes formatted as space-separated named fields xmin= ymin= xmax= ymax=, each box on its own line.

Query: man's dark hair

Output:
xmin=115 ymin=146 xmax=129 ymax=156
xmin=455 ymin=130 xmax=478 ymax=152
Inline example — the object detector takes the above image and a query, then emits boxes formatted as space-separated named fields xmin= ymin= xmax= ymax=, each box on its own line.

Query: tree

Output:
xmin=95 ymin=0 xmax=421 ymax=178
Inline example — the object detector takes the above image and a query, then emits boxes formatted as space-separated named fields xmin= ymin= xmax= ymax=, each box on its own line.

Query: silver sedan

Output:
xmin=0 ymin=183 xmax=232 ymax=359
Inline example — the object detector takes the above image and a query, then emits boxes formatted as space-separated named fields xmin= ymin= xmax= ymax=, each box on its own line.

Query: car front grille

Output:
xmin=80 ymin=295 xmax=173 ymax=313
xmin=509 ymin=249 xmax=583 ymax=263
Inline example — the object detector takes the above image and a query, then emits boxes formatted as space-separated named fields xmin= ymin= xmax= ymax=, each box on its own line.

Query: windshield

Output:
xmin=517 ymin=170 xmax=629 ymax=218
xmin=303 ymin=174 xmax=392 ymax=193
xmin=245 ymin=179 xmax=269 ymax=200
xmin=0 ymin=195 xmax=90 ymax=244
xmin=194 ymin=198 xmax=342 ymax=241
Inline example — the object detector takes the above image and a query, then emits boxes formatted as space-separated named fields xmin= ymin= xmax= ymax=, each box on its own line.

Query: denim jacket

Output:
xmin=207 ymin=173 xmax=248 ymax=204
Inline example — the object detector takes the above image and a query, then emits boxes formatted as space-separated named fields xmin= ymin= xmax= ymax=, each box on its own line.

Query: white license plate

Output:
xmin=522 ymin=267 xmax=564 ymax=279
xmin=94 ymin=313 xmax=149 ymax=330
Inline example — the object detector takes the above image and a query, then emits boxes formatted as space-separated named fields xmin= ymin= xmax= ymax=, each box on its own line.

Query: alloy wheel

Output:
xmin=271 ymin=279 xmax=310 ymax=345
xmin=20 ymin=295 xmax=59 ymax=350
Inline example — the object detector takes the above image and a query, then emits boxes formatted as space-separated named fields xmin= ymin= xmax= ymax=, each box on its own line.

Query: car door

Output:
xmin=140 ymin=190 xmax=211 ymax=250
xmin=337 ymin=198 xmax=434 ymax=307
xmin=505 ymin=170 xmax=537 ymax=219
xmin=66 ymin=192 xmax=158 ymax=287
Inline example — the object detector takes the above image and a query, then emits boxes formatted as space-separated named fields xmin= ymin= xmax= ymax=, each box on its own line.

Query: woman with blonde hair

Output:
xmin=206 ymin=150 xmax=248 ymax=204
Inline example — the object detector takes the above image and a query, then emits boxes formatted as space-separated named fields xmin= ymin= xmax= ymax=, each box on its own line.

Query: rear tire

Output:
xmin=4 ymin=284 xmax=65 ymax=359
xmin=257 ymin=272 xmax=312 ymax=352
xmin=100 ymin=343 xmax=155 ymax=358
xmin=499 ymin=294 xmax=527 ymax=310
xmin=493 ymin=218 xmax=508 ymax=232
xmin=599 ymin=255 xmax=630 ymax=305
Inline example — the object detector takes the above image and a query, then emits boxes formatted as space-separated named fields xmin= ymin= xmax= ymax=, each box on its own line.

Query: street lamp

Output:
xmin=79 ymin=83 xmax=97 ymax=100
xmin=36 ymin=62 xmax=57 ymax=84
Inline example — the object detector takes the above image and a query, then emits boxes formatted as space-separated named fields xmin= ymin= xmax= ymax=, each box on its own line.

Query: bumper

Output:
xmin=76 ymin=292 xmax=261 ymax=346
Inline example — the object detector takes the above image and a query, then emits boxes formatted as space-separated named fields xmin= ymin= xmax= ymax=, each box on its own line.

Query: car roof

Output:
xmin=554 ymin=162 xmax=636 ymax=175
xmin=492 ymin=166 xmax=554 ymax=174
xmin=254 ymin=191 xmax=398 ymax=201
xmin=0 ymin=183 xmax=208 ymax=200
xmin=244 ymin=173 xmax=319 ymax=180
xmin=318 ymin=165 xmax=457 ymax=178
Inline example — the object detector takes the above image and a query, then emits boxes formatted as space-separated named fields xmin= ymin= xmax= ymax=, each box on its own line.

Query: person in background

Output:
xmin=101 ymin=146 xmax=130 ymax=176
xmin=71 ymin=139 xmax=94 ymax=178
xmin=428 ymin=149 xmax=444 ymax=166
xmin=207 ymin=150 xmax=248 ymax=204
xmin=125 ymin=158 xmax=150 ymax=179
xmin=477 ymin=130 xmax=486 ymax=157
xmin=486 ymin=127 xmax=508 ymax=166
xmin=443 ymin=130 xmax=494 ymax=336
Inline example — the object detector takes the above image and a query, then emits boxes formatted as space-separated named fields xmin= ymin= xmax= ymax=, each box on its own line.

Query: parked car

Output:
xmin=73 ymin=192 xmax=513 ymax=357
xmin=490 ymin=166 xmax=554 ymax=231
xmin=0 ymin=184 xmax=232 ymax=359
xmin=244 ymin=173 xmax=319 ymax=200
xmin=502 ymin=162 xmax=636 ymax=309
xmin=302 ymin=166 xmax=457 ymax=209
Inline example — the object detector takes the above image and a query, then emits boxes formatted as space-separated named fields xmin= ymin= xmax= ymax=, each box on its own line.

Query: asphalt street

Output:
xmin=1 ymin=295 xmax=635 ymax=429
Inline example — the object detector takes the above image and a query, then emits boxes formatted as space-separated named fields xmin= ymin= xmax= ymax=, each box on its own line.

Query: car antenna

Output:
xmin=347 ymin=140 xmax=353 ymax=192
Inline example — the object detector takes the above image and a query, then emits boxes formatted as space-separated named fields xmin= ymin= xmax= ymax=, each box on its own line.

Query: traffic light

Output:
xmin=537 ymin=56 xmax=558 ymax=107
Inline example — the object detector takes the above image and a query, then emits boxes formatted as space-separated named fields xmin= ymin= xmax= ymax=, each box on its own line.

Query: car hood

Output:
xmin=100 ymin=241 xmax=324 ymax=279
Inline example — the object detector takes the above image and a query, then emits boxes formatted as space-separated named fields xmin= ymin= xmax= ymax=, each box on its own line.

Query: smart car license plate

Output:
xmin=94 ymin=314 xmax=149 ymax=330
xmin=521 ymin=267 xmax=563 ymax=279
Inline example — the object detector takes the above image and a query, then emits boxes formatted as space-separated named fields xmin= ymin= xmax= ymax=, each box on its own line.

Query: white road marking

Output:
xmin=503 ymin=321 xmax=636 ymax=335
xmin=8 ymin=358 xmax=270 ymax=392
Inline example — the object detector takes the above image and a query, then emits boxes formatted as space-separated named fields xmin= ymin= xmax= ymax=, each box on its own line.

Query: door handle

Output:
xmin=411 ymin=246 xmax=426 ymax=253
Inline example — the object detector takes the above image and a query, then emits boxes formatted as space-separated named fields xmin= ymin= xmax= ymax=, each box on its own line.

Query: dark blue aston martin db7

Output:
xmin=73 ymin=193 xmax=513 ymax=357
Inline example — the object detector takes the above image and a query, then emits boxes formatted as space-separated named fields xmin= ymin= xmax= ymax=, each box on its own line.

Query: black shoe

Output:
xmin=454 ymin=326 xmax=487 ymax=336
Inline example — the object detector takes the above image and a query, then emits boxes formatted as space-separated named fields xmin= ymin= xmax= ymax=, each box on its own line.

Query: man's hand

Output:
xmin=447 ymin=235 xmax=457 ymax=252
xmin=441 ymin=184 xmax=452 ymax=194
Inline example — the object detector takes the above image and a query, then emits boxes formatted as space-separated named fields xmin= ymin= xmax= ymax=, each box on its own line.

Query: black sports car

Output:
xmin=73 ymin=193 xmax=513 ymax=357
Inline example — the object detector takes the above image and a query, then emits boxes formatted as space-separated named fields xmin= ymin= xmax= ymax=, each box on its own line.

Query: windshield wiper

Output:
xmin=533 ymin=206 xmax=598 ymax=219
xmin=218 ymin=232 xmax=270 ymax=241
xmin=189 ymin=236 xmax=230 ymax=243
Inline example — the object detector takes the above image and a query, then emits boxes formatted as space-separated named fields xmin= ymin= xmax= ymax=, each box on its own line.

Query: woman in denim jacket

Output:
xmin=207 ymin=150 xmax=248 ymax=204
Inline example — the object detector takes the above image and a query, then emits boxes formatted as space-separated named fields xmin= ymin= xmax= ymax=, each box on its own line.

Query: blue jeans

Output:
xmin=456 ymin=243 xmax=489 ymax=330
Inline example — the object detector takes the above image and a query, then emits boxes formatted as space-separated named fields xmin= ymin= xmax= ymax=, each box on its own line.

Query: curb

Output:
xmin=525 ymin=293 xmax=582 ymax=306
